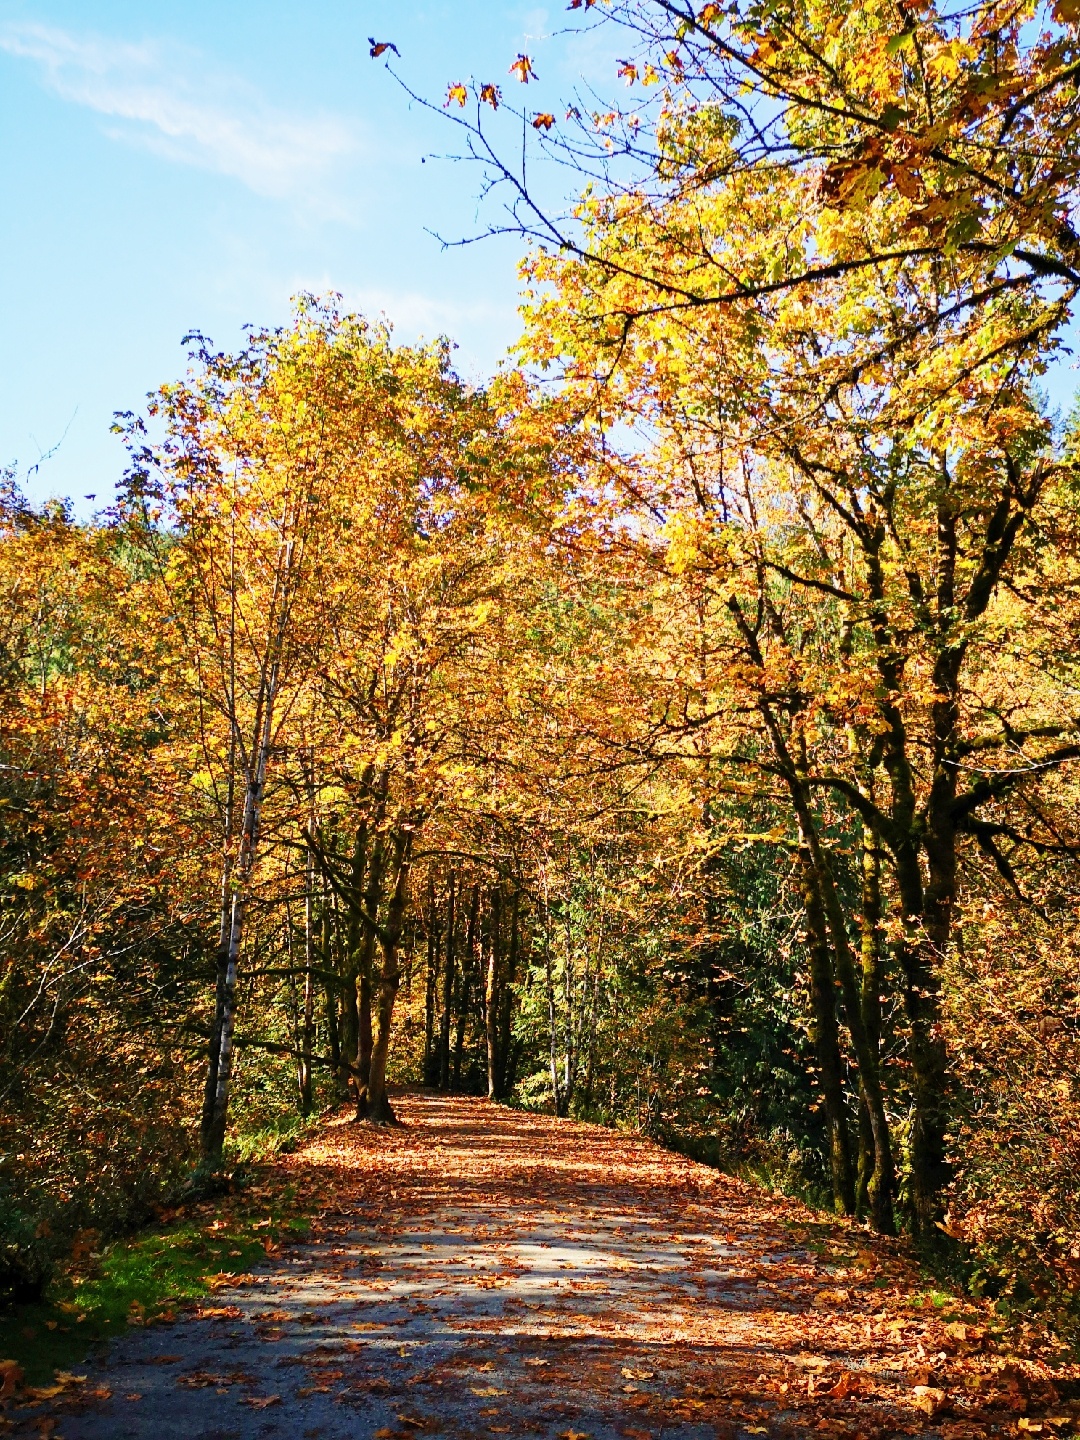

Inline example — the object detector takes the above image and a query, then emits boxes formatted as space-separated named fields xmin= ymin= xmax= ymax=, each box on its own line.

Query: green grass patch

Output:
xmin=0 ymin=1191 xmax=310 ymax=1386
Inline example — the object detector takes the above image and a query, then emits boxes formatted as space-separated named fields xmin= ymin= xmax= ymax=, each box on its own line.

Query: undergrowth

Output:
xmin=0 ymin=1162 xmax=311 ymax=1386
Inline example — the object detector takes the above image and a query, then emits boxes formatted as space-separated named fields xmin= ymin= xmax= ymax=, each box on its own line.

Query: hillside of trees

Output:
xmin=3 ymin=0 xmax=1080 ymax=1344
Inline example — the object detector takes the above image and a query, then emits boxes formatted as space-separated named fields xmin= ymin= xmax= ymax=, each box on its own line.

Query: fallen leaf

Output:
xmin=23 ymin=1384 xmax=66 ymax=1401
xmin=0 ymin=1360 xmax=23 ymax=1401
xmin=813 ymin=1287 xmax=851 ymax=1306
xmin=244 ymin=1395 xmax=282 ymax=1408
xmin=913 ymin=1385 xmax=948 ymax=1417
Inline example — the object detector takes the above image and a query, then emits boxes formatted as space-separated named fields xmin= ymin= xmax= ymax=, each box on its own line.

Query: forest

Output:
xmin=3 ymin=0 xmax=1080 ymax=1349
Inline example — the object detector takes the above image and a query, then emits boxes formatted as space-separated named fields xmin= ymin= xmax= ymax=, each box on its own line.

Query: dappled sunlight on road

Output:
xmin=22 ymin=1093 xmax=1078 ymax=1440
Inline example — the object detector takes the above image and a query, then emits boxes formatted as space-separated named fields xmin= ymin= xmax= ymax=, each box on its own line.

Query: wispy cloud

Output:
xmin=0 ymin=21 xmax=355 ymax=204
xmin=350 ymin=286 xmax=512 ymax=336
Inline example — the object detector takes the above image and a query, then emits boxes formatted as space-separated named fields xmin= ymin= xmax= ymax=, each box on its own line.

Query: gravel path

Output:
xmin=19 ymin=1094 xmax=1075 ymax=1439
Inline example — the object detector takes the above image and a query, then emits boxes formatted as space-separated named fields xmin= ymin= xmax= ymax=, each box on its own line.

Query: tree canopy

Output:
xmin=4 ymin=0 xmax=1080 ymax=1346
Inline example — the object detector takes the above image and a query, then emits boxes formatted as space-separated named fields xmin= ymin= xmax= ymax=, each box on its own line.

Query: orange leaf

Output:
xmin=912 ymin=1386 xmax=947 ymax=1416
xmin=445 ymin=82 xmax=468 ymax=108
xmin=891 ymin=164 xmax=922 ymax=200
xmin=509 ymin=54 xmax=537 ymax=82
xmin=533 ymin=112 xmax=556 ymax=130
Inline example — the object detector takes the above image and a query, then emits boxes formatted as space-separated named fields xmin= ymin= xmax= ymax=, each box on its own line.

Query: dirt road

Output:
xmin=18 ymin=1093 xmax=1075 ymax=1439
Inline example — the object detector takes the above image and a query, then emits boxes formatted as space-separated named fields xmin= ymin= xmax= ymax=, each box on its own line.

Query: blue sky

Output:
xmin=0 ymin=2 xmax=616 ymax=512
xmin=2 ymin=3 xmax=1078 ymax=514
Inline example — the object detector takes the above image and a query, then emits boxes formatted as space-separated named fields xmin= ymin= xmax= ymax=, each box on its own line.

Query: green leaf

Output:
xmin=885 ymin=29 xmax=917 ymax=56
xmin=879 ymin=103 xmax=909 ymax=131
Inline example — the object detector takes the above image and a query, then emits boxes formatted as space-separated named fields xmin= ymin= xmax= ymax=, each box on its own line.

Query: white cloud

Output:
xmin=521 ymin=8 xmax=553 ymax=43
xmin=0 ymin=21 xmax=356 ymax=204
xmin=349 ymin=286 xmax=510 ymax=336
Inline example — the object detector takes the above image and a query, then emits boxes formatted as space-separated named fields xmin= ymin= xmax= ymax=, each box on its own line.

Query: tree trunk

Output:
xmin=364 ymin=828 xmax=412 ymax=1123
xmin=485 ymin=886 xmax=502 ymax=1100
xmin=352 ymin=827 xmax=386 ymax=1116
xmin=422 ymin=875 xmax=439 ymax=1086
xmin=893 ymin=838 xmax=951 ymax=1241
xmin=765 ymin=696 xmax=892 ymax=1227
xmin=199 ymin=682 xmax=237 ymax=1156
xmin=541 ymin=880 xmax=565 ymax=1117
xmin=797 ymin=838 xmax=857 ymax=1215
xmin=323 ymin=937 xmax=341 ymax=1093
xmin=856 ymin=803 xmax=891 ymax=1229
xmin=452 ymin=885 xmax=479 ymax=1088
xmin=299 ymin=839 xmax=315 ymax=1116
xmin=809 ymin=830 xmax=896 ymax=1234
xmin=202 ymin=675 xmax=277 ymax=1163
xmin=495 ymin=889 xmax=518 ymax=1099
xmin=439 ymin=874 xmax=456 ymax=1090
xmin=199 ymin=932 xmax=229 ymax=1156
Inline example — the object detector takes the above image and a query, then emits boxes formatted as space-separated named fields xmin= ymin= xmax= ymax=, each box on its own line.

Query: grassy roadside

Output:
xmin=0 ymin=1171 xmax=311 ymax=1387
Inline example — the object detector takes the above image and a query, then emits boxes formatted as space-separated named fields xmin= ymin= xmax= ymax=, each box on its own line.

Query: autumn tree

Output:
xmin=118 ymin=302 xmax=448 ymax=1156
xmin=0 ymin=481 xmax=206 ymax=1295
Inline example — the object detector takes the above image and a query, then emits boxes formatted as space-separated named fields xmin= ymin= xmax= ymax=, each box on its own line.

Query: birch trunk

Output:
xmin=202 ymin=670 xmax=277 ymax=1161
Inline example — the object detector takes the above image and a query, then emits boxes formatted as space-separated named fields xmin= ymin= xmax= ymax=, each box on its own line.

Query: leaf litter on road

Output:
xmin=6 ymin=1091 xmax=1079 ymax=1438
